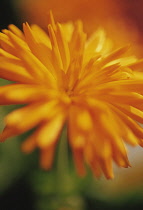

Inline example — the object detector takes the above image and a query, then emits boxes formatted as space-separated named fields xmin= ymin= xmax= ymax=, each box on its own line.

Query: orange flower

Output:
xmin=1 ymin=13 xmax=143 ymax=179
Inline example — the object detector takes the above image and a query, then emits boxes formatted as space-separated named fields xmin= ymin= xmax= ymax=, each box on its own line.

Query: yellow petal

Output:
xmin=36 ymin=112 xmax=66 ymax=148
xmin=0 ymin=57 xmax=34 ymax=83
xmin=0 ymin=32 xmax=18 ymax=56
xmin=23 ymin=23 xmax=56 ymax=77
xmin=31 ymin=24 xmax=51 ymax=48
xmin=3 ymin=101 xmax=59 ymax=139
xmin=0 ymin=84 xmax=51 ymax=105
xmin=56 ymin=23 xmax=70 ymax=71
xmin=8 ymin=24 xmax=25 ymax=40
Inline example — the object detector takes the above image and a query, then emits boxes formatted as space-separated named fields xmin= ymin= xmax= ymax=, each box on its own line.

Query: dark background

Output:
xmin=0 ymin=0 xmax=19 ymax=30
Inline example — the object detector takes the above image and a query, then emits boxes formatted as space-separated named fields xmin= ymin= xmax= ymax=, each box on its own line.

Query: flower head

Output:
xmin=1 ymin=12 xmax=143 ymax=179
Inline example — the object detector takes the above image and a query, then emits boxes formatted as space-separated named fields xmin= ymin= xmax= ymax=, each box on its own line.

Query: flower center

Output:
xmin=66 ymin=89 xmax=74 ymax=97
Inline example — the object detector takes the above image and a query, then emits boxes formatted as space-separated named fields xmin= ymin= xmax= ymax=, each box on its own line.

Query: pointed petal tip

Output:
xmin=47 ymin=10 xmax=56 ymax=30
xmin=21 ymin=143 xmax=33 ymax=154
xmin=23 ymin=22 xmax=30 ymax=31
xmin=40 ymin=164 xmax=52 ymax=171
xmin=102 ymin=168 xmax=114 ymax=180
xmin=40 ymin=160 xmax=53 ymax=171
xmin=49 ymin=10 xmax=53 ymax=17
xmin=105 ymin=173 xmax=114 ymax=180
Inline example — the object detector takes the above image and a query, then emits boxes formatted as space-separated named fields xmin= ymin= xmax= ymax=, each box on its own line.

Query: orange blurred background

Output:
xmin=14 ymin=0 xmax=143 ymax=57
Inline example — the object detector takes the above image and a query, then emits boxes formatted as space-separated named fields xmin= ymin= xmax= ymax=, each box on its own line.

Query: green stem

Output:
xmin=56 ymin=126 xmax=71 ymax=194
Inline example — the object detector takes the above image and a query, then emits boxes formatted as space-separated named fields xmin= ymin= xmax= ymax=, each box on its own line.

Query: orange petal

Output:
xmin=40 ymin=145 xmax=56 ymax=170
xmin=72 ymin=148 xmax=86 ymax=176
xmin=21 ymin=134 xmax=37 ymax=153
xmin=0 ymin=84 xmax=48 ymax=105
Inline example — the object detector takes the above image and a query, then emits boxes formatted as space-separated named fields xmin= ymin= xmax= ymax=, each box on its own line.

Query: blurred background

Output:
xmin=1 ymin=0 xmax=143 ymax=209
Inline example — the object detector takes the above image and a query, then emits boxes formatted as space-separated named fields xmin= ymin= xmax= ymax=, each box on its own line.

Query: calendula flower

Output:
xmin=1 ymin=12 xmax=143 ymax=179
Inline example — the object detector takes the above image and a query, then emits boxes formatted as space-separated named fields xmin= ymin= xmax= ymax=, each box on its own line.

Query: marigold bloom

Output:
xmin=1 ymin=13 xmax=143 ymax=179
